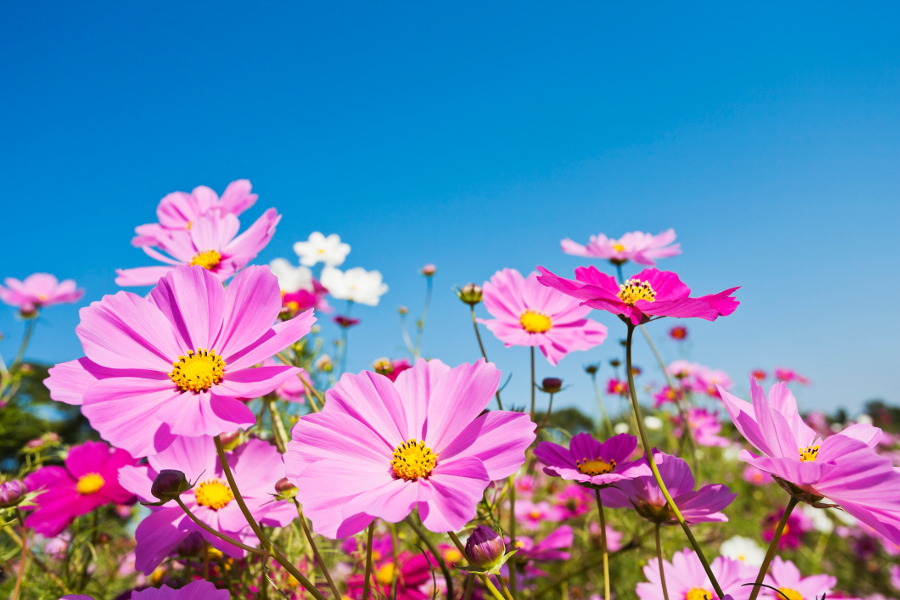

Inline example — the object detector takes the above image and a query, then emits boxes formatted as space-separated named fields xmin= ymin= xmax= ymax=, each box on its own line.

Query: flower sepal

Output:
xmin=772 ymin=477 xmax=837 ymax=508
xmin=458 ymin=549 xmax=518 ymax=576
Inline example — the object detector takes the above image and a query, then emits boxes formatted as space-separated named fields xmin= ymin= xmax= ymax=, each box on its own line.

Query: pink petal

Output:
xmin=418 ymin=456 xmax=490 ymax=532
xmin=148 ymin=266 xmax=226 ymax=351
xmin=438 ymin=411 xmax=535 ymax=480
xmin=424 ymin=359 xmax=501 ymax=453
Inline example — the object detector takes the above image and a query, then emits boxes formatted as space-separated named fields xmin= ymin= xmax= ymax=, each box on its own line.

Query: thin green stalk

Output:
xmin=508 ymin=474 xmax=518 ymax=599
xmin=748 ymin=497 xmax=800 ymax=600
xmin=655 ymin=523 xmax=670 ymax=600
xmin=10 ymin=318 xmax=37 ymax=372
xmin=293 ymin=501 xmax=341 ymax=600
xmin=414 ymin=276 xmax=433 ymax=358
xmin=538 ymin=392 xmax=555 ymax=429
xmin=447 ymin=532 xmax=506 ymax=600
xmin=406 ymin=516 xmax=454 ymax=600
xmin=12 ymin=510 xmax=28 ymax=600
xmin=174 ymin=497 xmax=267 ymax=555
xmin=390 ymin=523 xmax=400 ymax=600
xmin=529 ymin=347 xmax=536 ymax=419
xmin=624 ymin=323 xmax=724 ymax=599
xmin=2 ymin=524 xmax=73 ymax=595
xmin=470 ymin=305 xmax=502 ymax=409
xmin=268 ymin=398 xmax=289 ymax=453
xmin=362 ymin=522 xmax=375 ymax=600
xmin=498 ymin=575 xmax=515 ymax=600
xmin=337 ymin=300 xmax=354 ymax=377
xmin=594 ymin=490 xmax=610 ymax=600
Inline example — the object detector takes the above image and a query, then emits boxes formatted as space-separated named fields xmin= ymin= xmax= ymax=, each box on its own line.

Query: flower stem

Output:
xmin=748 ymin=496 xmax=800 ymax=600
xmin=268 ymin=398 xmax=289 ymax=454
xmin=470 ymin=305 xmax=502 ymax=410
xmin=174 ymin=497 xmax=267 ymax=555
xmin=414 ymin=276 xmax=433 ymax=358
xmin=2 ymin=524 xmax=73 ymax=595
xmin=594 ymin=489 xmax=611 ymax=600
xmin=538 ymin=393 xmax=555 ymax=430
xmin=362 ymin=522 xmax=375 ymax=600
xmin=654 ymin=523 xmax=670 ymax=600
xmin=498 ymin=574 xmax=515 ymax=600
xmin=529 ymin=347 xmax=536 ymax=420
xmin=390 ymin=522 xmax=400 ymax=600
xmin=624 ymin=323 xmax=724 ymax=599
xmin=406 ymin=515 xmax=454 ymax=600
xmin=10 ymin=318 xmax=37 ymax=372
xmin=293 ymin=500 xmax=342 ymax=600
xmin=11 ymin=510 xmax=28 ymax=600
xmin=508 ymin=474 xmax=518 ymax=599
xmin=447 ymin=531 xmax=507 ymax=600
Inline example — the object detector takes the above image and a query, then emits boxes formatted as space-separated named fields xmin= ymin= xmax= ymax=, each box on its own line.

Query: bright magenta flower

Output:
xmin=0 ymin=273 xmax=84 ymax=315
xmin=720 ymin=379 xmax=900 ymax=543
xmin=560 ymin=229 xmax=680 ymax=266
xmin=478 ymin=268 xmax=607 ymax=366
xmin=636 ymin=548 xmax=756 ymax=600
xmin=606 ymin=378 xmax=629 ymax=397
xmin=372 ymin=358 xmax=412 ymax=382
xmin=534 ymin=433 xmax=649 ymax=488
xmin=653 ymin=385 xmax=682 ymax=408
xmin=23 ymin=441 xmax=136 ymax=537
xmin=117 ymin=209 xmax=280 ymax=287
xmin=761 ymin=557 xmax=835 ymax=600
xmin=132 ymin=180 xmax=257 ymax=247
xmin=130 ymin=580 xmax=230 ymax=600
xmin=536 ymin=267 xmax=739 ymax=326
xmin=45 ymin=265 xmax=314 ymax=457
xmin=284 ymin=358 xmax=535 ymax=538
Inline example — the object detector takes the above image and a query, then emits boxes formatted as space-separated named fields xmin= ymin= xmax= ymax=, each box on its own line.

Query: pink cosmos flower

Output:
xmin=720 ymin=379 xmax=900 ymax=544
xmin=762 ymin=508 xmax=812 ymax=549
xmin=742 ymin=466 xmax=774 ymax=486
xmin=478 ymin=268 xmax=607 ymax=366
xmin=761 ymin=557 xmax=835 ymax=600
xmin=515 ymin=500 xmax=560 ymax=530
xmin=673 ymin=408 xmax=730 ymax=448
xmin=282 ymin=280 xmax=330 ymax=316
xmin=601 ymin=451 xmax=735 ymax=525
xmin=695 ymin=367 xmax=733 ymax=398
xmin=118 ymin=436 xmax=295 ymax=574
xmin=560 ymin=229 xmax=681 ymax=266
xmin=516 ymin=525 xmax=574 ymax=562
xmin=751 ymin=370 xmax=767 ymax=382
xmin=45 ymin=265 xmax=314 ymax=457
xmin=514 ymin=474 xmax=537 ymax=499
xmin=345 ymin=545 xmax=441 ymax=600
xmin=669 ymin=325 xmax=688 ymax=340
xmin=774 ymin=368 xmax=810 ymax=386
xmin=373 ymin=358 xmax=412 ymax=382
xmin=23 ymin=441 xmax=136 ymax=537
xmin=589 ymin=522 xmax=624 ymax=552
xmin=132 ymin=180 xmax=258 ymax=247
xmin=606 ymin=378 xmax=629 ymax=397
xmin=554 ymin=484 xmax=592 ymax=519
xmin=537 ymin=267 xmax=739 ymax=326
xmin=892 ymin=565 xmax=900 ymax=592
xmin=117 ymin=209 xmax=280 ymax=287
xmin=653 ymin=385 xmax=682 ymax=408
xmin=130 ymin=579 xmax=230 ymax=600
xmin=636 ymin=548 xmax=756 ymax=600
xmin=284 ymin=358 xmax=536 ymax=538
xmin=0 ymin=273 xmax=84 ymax=315
xmin=535 ymin=433 xmax=650 ymax=488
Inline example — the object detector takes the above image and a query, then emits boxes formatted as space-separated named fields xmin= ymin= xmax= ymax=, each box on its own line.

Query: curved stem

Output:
xmin=748 ymin=497 xmax=800 ymax=600
xmin=174 ymin=497 xmax=267 ymax=555
xmin=594 ymin=490 xmax=610 ymax=600
xmin=470 ymin=305 xmax=502 ymax=410
xmin=538 ymin=393 xmax=555 ymax=430
xmin=362 ymin=522 xmax=375 ymax=600
xmin=497 ymin=575 xmax=515 ymax=600
xmin=406 ymin=515 xmax=455 ymax=600
xmin=268 ymin=398 xmax=289 ymax=453
xmin=11 ymin=510 xmax=28 ymax=600
xmin=654 ymin=523 xmax=670 ymax=600
xmin=447 ymin=531 xmax=507 ymax=600
xmin=2 ymin=525 xmax=72 ymax=594
xmin=294 ymin=500 xmax=342 ymax=600
xmin=10 ymin=319 xmax=36 ymax=372
xmin=624 ymin=323 xmax=724 ymax=599
xmin=298 ymin=372 xmax=323 ymax=413
xmin=508 ymin=474 xmax=518 ymax=599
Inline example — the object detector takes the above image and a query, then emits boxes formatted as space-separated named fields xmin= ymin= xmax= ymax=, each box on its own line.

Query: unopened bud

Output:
xmin=0 ymin=480 xmax=27 ymax=508
xmin=151 ymin=470 xmax=190 ymax=503
xmin=457 ymin=284 xmax=483 ymax=306
xmin=609 ymin=359 xmax=621 ymax=368
xmin=584 ymin=364 xmax=599 ymax=375
xmin=465 ymin=525 xmax=505 ymax=570
xmin=541 ymin=378 xmax=563 ymax=394
xmin=275 ymin=477 xmax=298 ymax=500
xmin=421 ymin=264 xmax=437 ymax=277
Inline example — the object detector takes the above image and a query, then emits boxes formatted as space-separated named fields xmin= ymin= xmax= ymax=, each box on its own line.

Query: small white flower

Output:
xmin=719 ymin=536 xmax=766 ymax=568
xmin=801 ymin=504 xmax=834 ymax=533
xmin=269 ymin=258 xmax=314 ymax=293
xmin=293 ymin=232 xmax=351 ymax=267
xmin=856 ymin=414 xmax=873 ymax=425
xmin=644 ymin=415 xmax=663 ymax=430
xmin=829 ymin=505 xmax=858 ymax=526
xmin=320 ymin=267 xmax=388 ymax=306
xmin=314 ymin=354 xmax=333 ymax=372
xmin=722 ymin=443 xmax=743 ymax=462
xmin=614 ymin=422 xmax=630 ymax=435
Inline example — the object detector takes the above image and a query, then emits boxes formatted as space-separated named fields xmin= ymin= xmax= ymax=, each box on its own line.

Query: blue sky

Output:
xmin=1 ymin=2 xmax=897 ymax=417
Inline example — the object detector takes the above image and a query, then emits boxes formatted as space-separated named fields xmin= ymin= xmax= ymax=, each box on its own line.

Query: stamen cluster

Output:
xmin=798 ymin=444 xmax=820 ymax=462
xmin=189 ymin=249 xmax=222 ymax=271
xmin=576 ymin=457 xmax=617 ymax=477
xmin=194 ymin=478 xmax=234 ymax=510
xmin=391 ymin=439 xmax=438 ymax=481
xmin=617 ymin=278 xmax=656 ymax=305
xmin=169 ymin=348 xmax=225 ymax=392
xmin=519 ymin=309 xmax=553 ymax=333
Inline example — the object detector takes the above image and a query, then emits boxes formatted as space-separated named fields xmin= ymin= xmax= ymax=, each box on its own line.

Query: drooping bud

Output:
xmin=274 ymin=477 xmax=298 ymax=500
xmin=541 ymin=378 xmax=563 ymax=394
xmin=421 ymin=264 xmax=437 ymax=277
xmin=0 ymin=480 xmax=27 ymax=508
xmin=333 ymin=315 xmax=360 ymax=328
xmin=584 ymin=364 xmax=599 ymax=375
xmin=150 ymin=470 xmax=191 ymax=504
xmin=456 ymin=284 xmax=483 ymax=306
xmin=465 ymin=525 xmax=505 ymax=570
xmin=609 ymin=358 xmax=621 ymax=368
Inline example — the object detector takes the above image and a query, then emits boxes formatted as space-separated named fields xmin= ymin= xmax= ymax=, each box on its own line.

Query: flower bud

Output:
xmin=274 ymin=477 xmax=298 ymax=500
xmin=151 ymin=470 xmax=190 ymax=503
xmin=465 ymin=525 xmax=505 ymax=570
xmin=421 ymin=264 xmax=437 ymax=277
xmin=398 ymin=306 xmax=409 ymax=315
xmin=541 ymin=378 xmax=562 ymax=394
xmin=315 ymin=354 xmax=333 ymax=373
xmin=373 ymin=358 xmax=394 ymax=376
xmin=609 ymin=359 xmax=621 ymax=368
xmin=584 ymin=364 xmax=599 ymax=375
xmin=0 ymin=480 xmax=27 ymax=508
xmin=456 ymin=284 xmax=483 ymax=306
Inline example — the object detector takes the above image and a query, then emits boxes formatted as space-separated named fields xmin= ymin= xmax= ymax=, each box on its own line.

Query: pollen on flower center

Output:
xmin=189 ymin=249 xmax=222 ymax=271
xmin=617 ymin=279 xmax=656 ymax=305
xmin=77 ymin=473 xmax=105 ymax=495
xmin=799 ymin=445 xmax=820 ymax=462
xmin=520 ymin=309 xmax=552 ymax=333
xmin=391 ymin=439 xmax=437 ymax=481
xmin=194 ymin=478 xmax=234 ymax=510
xmin=686 ymin=588 xmax=715 ymax=600
xmin=169 ymin=349 xmax=225 ymax=392
xmin=779 ymin=588 xmax=803 ymax=600
xmin=375 ymin=563 xmax=395 ymax=585
xmin=576 ymin=458 xmax=617 ymax=477
xmin=612 ymin=243 xmax=626 ymax=252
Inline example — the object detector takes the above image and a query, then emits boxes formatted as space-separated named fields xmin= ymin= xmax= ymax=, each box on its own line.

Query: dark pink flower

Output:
xmin=669 ymin=325 xmax=688 ymax=340
xmin=606 ymin=378 xmax=629 ymax=397
xmin=751 ymin=369 xmax=767 ymax=382
xmin=0 ymin=273 xmax=84 ymax=315
xmin=762 ymin=507 xmax=812 ymax=549
xmin=742 ymin=465 xmax=774 ymax=486
xmin=130 ymin=579 xmax=230 ymax=600
xmin=653 ymin=385 xmax=682 ymax=408
xmin=333 ymin=315 xmax=360 ymax=328
xmin=554 ymin=484 xmax=592 ymax=519
xmin=774 ymin=368 xmax=810 ymax=386
xmin=372 ymin=358 xmax=412 ymax=382
xmin=534 ymin=433 xmax=650 ymax=488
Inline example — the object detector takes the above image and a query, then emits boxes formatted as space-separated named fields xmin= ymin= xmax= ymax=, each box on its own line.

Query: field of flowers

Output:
xmin=1 ymin=180 xmax=898 ymax=600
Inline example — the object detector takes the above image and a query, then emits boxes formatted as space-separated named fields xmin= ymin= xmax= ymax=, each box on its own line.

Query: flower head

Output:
xmin=456 ymin=283 xmax=483 ymax=305
xmin=45 ymin=265 xmax=314 ymax=457
xmin=673 ymin=408 xmax=730 ymax=448
xmin=653 ymin=385 xmax=682 ymax=408
xmin=762 ymin=557 xmax=836 ymax=600
xmin=774 ymin=368 xmax=810 ymax=386
xmin=751 ymin=369 xmax=767 ymax=382
xmin=130 ymin=579 xmax=230 ymax=600
xmin=606 ymin=378 xmax=629 ymax=397
xmin=535 ymin=432 xmax=650 ymax=488
xmin=515 ymin=500 xmax=560 ymax=530
xmin=285 ymin=358 xmax=535 ymax=537
xmin=0 ymin=273 xmax=84 ymax=316
xmin=23 ymin=441 xmax=137 ymax=536
xmin=560 ymin=229 xmax=681 ymax=266
xmin=762 ymin=507 xmax=812 ymax=549
xmin=742 ymin=466 xmax=773 ymax=486
xmin=0 ymin=479 xmax=28 ymax=508
xmin=479 ymin=268 xmax=607 ymax=366
xmin=466 ymin=525 xmax=506 ymax=570
xmin=321 ymin=267 xmax=388 ymax=306
xmin=372 ymin=358 xmax=412 ymax=382
xmin=293 ymin=232 xmax=351 ymax=267
xmin=537 ymin=266 xmax=739 ymax=326
xmin=554 ymin=483 xmax=592 ymax=519
xmin=719 ymin=536 xmax=766 ymax=568
xmin=669 ymin=325 xmax=688 ymax=340
xmin=636 ymin=548 xmax=756 ymax=600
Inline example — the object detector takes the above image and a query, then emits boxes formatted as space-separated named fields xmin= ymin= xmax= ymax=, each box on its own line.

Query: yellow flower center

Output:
xmin=391 ymin=439 xmax=437 ymax=481
xmin=194 ymin=478 xmax=234 ymax=510
xmin=76 ymin=473 xmax=105 ymax=495
xmin=443 ymin=548 xmax=462 ymax=563
xmin=799 ymin=445 xmax=820 ymax=462
xmin=529 ymin=510 xmax=542 ymax=519
xmin=520 ymin=310 xmax=552 ymax=333
xmin=373 ymin=358 xmax=394 ymax=375
xmin=686 ymin=588 xmax=715 ymax=600
xmin=375 ymin=563 xmax=395 ymax=585
xmin=576 ymin=458 xmax=617 ymax=477
xmin=169 ymin=348 xmax=225 ymax=392
xmin=617 ymin=279 xmax=656 ymax=305
xmin=189 ymin=249 xmax=222 ymax=270
xmin=779 ymin=588 xmax=803 ymax=600
xmin=612 ymin=243 xmax=626 ymax=252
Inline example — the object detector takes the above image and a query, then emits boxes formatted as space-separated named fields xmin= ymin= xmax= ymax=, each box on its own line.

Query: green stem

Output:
xmin=10 ymin=318 xmax=36 ymax=372
xmin=2 ymin=524 xmax=73 ymax=595
xmin=11 ymin=510 xmax=28 ymax=600
xmin=268 ymin=398 xmax=289 ymax=454
xmin=406 ymin=516 xmax=454 ymax=600
xmin=538 ymin=393 xmax=555 ymax=430
xmin=594 ymin=490 xmax=610 ymax=600
xmin=508 ymin=474 xmax=518 ymax=599
xmin=293 ymin=500 xmax=342 ymax=600
xmin=414 ymin=276 xmax=433 ymax=358
xmin=529 ymin=347 xmax=536 ymax=419
xmin=497 ymin=575 xmax=515 ymax=600
xmin=470 ymin=305 xmax=502 ymax=410
xmin=748 ymin=497 xmax=800 ymax=600
xmin=624 ymin=323 xmax=724 ymax=599
xmin=362 ymin=522 xmax=375 ymax=600
xmin=447 ymin=532 xmax=506 ymax=600
xmin=390 ymin=523 xmax=400 ymax=600
xmin=174 ymin=497 xmax=267 ymax=555
xmin=655 ymin=523 xmax=670 ymax=600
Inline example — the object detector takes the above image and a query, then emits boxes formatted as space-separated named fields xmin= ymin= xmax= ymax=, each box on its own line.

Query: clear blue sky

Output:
xmin=1 ymin=2 xmax=897 ymax=417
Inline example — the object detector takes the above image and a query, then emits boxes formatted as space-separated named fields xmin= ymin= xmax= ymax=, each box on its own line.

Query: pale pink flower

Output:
xmin=761 ymin=557 xmax=835 ymax=600
xmin=637 ymin=548 xmax=756 ymax=600
xmin=673 ymin=408 xmax=730 ymax=448
xmin=561 ymin=229 xmax=681 ymax=266
xmin=514 ymin=500 xmax=560 ymax=530
xmin=0 ymin=273 xmax=83 ymax=315
xmin=774 ymin=368 xmax=810 ymax=386
xmin=742 ymin=465 xmax=774 ymax=486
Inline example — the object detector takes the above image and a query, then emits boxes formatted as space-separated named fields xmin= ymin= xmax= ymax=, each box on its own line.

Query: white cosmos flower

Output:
xmin=643 ymin=415 xmax=663 ymax=430
xmin=269 ymin=258 xmax=314 ymax=293
xmin=719 ymin=536 xmax=766 ymax=568
xmin=293 ymin=232 xmax=351 ymax=267
xmin=320 ymin=267 xmax=388 ymax=306
xmin=614 ymin=422 xmax=630 ymax=435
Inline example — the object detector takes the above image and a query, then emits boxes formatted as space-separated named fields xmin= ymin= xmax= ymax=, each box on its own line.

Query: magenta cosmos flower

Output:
xmin=719 ymin=379 xmax=900 ymax=543
xmin=117 ymin=209 xmax=280 ymax=287
xmin=131 ymin=580 xmax=230 ymax=600
xmin=762 ymin=557 xmax=836 ymax=600
xmin=119 ymin=436 xmax=295 ymax=574
xmin=45 ymin=265 xmax=314 ymax=457
xmin=132 ymin=179 xmax=257 ymax=247
xmin=637 ymin=548 xmax=756 ymax=600
xmin=601 ymin=450 xmax=735 ymax=525
xmin=560 ymin=229 xmax=681 ymax=266
xmin=284 ymin=358 xmax=536 ymax=538
xmin=23 ymin=441 xmax=136 ymax=537
xmin=673 ymin=408 xmax=730 ymax=448
xmin=0 ymin=273 xmax=84 ymax=315
xmin=535 ymin=432 xmax=650 ymax=488
xmin=478 ymin=268 xmax=607 ymax=366
xmin=536 ymin=266 xmax=739 ymax=326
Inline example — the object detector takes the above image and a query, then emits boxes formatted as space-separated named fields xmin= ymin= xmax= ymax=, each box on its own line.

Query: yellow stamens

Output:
xmin=77 ymin=473 xmax=105 ymax=495
xmin=686 ymin=588 xmax=715 ymax=600
xmin=617 ymin=278 xmax=656 ymax=305
xmin=391 ymin=439 xmax=437 ymax=481
xmin=443 ymin=548 xmax=462 ymax=563
xmin=779 ymin=588 xmax=803 ymax=600
xmin=520 ymin=309 xmax=552 ymax=333
xmin=612 ymin=243 xmax=626 ymax=252
xmin=375 ymin=563 xmax=395 ymax=586
xmin=170 ymin=348 xmax=225 ymax=392
xmin=189 ymin=249 xmax=222 ymax=271
xmin=576 ymin=458 xmax=617 ymax=477
xmin=194 ymin=478 xmax=234 ymax=510
xmin=799 ymin=445 xmax=820 ymax=462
